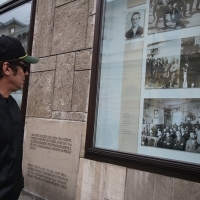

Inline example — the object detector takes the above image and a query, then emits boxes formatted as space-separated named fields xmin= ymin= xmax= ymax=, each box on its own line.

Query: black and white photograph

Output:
xmin=180 ymin=35 xmax=200 ymax=88
xmin=145 ymin=35 xmax=200 ymax=89
xmin=145 ymin=39 xmax=181 ymax=88
xmin=141 ymin=98 xmax=200 ymax=154
xmin=125 ymin=10 xmax=145 ymax=40
xmin=148 ymin=0 xmax=200 ymax=34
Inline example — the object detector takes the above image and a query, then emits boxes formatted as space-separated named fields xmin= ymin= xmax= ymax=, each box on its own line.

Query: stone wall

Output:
xmin=22 ymin=0 xmax=96 ymax=199
xmin=76 ymin=159 xmax=200 ymax=200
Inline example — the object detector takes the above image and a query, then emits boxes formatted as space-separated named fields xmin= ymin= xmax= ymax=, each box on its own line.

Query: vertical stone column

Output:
xmin=23 ymin=0 xmax=94 ymax=199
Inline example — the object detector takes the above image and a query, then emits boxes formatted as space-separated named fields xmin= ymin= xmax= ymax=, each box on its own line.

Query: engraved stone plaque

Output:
xmin=23 ymin=118 xmax=82 ymax=200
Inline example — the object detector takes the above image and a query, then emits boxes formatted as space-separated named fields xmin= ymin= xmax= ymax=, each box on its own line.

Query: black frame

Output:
xmin=0 ymin=0 xmax=37 ymax=122
xmin=85 ymin=0 xmax=200 ymax=183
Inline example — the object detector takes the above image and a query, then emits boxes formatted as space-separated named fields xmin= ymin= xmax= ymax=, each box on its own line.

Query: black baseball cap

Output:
xmin=0 ymin=35 xmax=39 ymax=64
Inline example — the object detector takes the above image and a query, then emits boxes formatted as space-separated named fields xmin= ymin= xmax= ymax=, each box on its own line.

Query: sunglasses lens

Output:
xmin=22 ymin=65 xmax=27 ymax=73
xmin=8 ymin=62 xmax=28 ymax=73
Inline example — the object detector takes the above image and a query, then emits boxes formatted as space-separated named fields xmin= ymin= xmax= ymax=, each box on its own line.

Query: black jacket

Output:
xmin=0 ymin=94 xmax=24 ymax=200
xmin=125 ymin=26 xmax=143 ymax=39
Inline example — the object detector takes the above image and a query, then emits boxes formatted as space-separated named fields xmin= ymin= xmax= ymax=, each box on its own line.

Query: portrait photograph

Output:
xmin=125 ymin=9 xmax=145 ymax=40
xmin=145 ymin=39 xmax=181 ymax=89
xmin=148 ymin=0 xmax=200 ymax=34
xmin=141 ymin=98 xmax=200 ymax=154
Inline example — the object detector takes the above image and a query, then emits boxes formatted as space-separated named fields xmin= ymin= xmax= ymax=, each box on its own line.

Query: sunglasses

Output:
xmin=9 ymin=62 xmax=28 ymax=73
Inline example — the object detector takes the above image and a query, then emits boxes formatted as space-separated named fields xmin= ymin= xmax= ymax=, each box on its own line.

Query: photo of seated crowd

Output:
xmin=145 ymin=40 xmax=181 ymax=88
xmin=148 ymin=0 xmax=200 ymax=34
xmin=141 ymin=98 xmax=200 ymax=154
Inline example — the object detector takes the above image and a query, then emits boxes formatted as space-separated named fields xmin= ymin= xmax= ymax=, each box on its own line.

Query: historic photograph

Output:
xmin=125 ymin=10 xmax=145 ymax=39
xmin=148 ymin=0 xmax=200 ymax=34
xmin=180 ymin=35 xmax=200 ymax=88
xmin=141 ymin=98 xmax=200 ymax=154
xmin=145 ymin=39 xmax=181 ymax=89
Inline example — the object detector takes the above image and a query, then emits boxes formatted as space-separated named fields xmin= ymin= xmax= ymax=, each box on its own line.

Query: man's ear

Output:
xmin=2 ymin=62 xmax=11 ymax=76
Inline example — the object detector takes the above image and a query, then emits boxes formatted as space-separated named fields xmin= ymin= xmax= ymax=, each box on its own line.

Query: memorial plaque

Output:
xmin=23 ymin=118 xmax=83 ymax=200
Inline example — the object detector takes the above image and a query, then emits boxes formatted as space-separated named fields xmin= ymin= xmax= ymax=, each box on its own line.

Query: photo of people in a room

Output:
xmin=145 ymin=40 xmax=181 ymax=89
xmin=148 ymin=0 xmax=200 ymax=34
xmin=141 ymin=98 xmax=200 ymax=154
xmin=145 ymin=35 xmax=200 ymax=89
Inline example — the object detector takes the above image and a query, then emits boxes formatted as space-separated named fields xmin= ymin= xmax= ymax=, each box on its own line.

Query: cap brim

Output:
xmin=20 ymin=55 xmax=39 ymax=64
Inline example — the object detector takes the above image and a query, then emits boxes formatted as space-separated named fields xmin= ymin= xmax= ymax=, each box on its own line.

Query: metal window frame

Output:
xmin=85 ymin=0 xmax=200 ymax=183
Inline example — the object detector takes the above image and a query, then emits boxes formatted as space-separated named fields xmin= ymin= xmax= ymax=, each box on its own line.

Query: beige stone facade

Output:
xmin=21 ymin=0 xmax=200 ymax=199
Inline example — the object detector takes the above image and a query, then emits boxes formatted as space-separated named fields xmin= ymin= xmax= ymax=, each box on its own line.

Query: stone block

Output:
xmin=52 ymin=111 xmax=87 ymax=121
xmin=154 ymin=174 xmax=173 ymax=200
xmin=89 ymin=0 xmax=96 ymax=15
xmin=53 ymin=53 xmax=75 ymax=111
xmin=72 ymin=70 xmax=91 ymax=112
xmin=76 ymin=159 xmax=126 ymax=200
xmin=86 ymin=15 xmax=95 ymax=49
xmin=173 ymin=178 xmax=200 ymax=200
xmin=75 ymin=49 xmax=92 ymax=70
xmin=26 ymin=71 xmax=55 ymax=118
xmin=103 ymin=164 xmax=126 ymax=200
xmin=52 ymin=0 xmax=89 ymax=54
xmin=31 ymin=56 xmax=56 ymax=72
xmin=125 ymin=169 xmax=154 ymax=200
xmin=23 ymin=118 xmax=83 ymax=200
xmin=56 ymin=0 xmax=75 ymax=7
xmin=32 ymin=0 xmax=55 ymax=57
xmin=76 ymin=159 xmax=105 ymax=200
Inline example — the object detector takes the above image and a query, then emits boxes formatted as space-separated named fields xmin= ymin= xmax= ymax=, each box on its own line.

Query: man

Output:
xmin=173 ymin=0 xmax=186 ymax=28
xmin=125 ymin=12 xmax=143 ymax=39
xmin=163 ymin=131 xmax=173 ymax=149
xmin=180 ymin=52 xmax=190 ymax=88
xmin=185 ymin=132 xmax=200 ymax=153
xmin=172 ymin=130 xmax=186 ymax=150
xmin=146 ymin=54 xmax=153 ymax=82
xmin=0 ymin=35 xmax=39 ymax=199
xmin=169 ymin=58 xmax=180 ymax=88
xmin=189 ymin=44 xmax=200 ymax=87
xmin=157 ymin=129 xmax=165 ymax=147
xmin=196 ymin=126 xmax=200 ymax=145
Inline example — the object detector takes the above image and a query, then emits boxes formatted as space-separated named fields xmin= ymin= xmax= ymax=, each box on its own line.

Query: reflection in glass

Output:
xmin=94 ymin=0 xmax=143 ymax=153
xmin=0 ymin=2 xmax=32 ymax=107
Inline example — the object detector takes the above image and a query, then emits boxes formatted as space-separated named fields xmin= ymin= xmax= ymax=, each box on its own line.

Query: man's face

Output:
xmin=131 ymin=14 xmax=140 ymax=27
xmin=190 ymin=132 xmax=195 ymax=139
xmin=8 ymin=61 xmax=28 ymax=92
xmin=176 ymin=131 xmax=181 ymax=137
